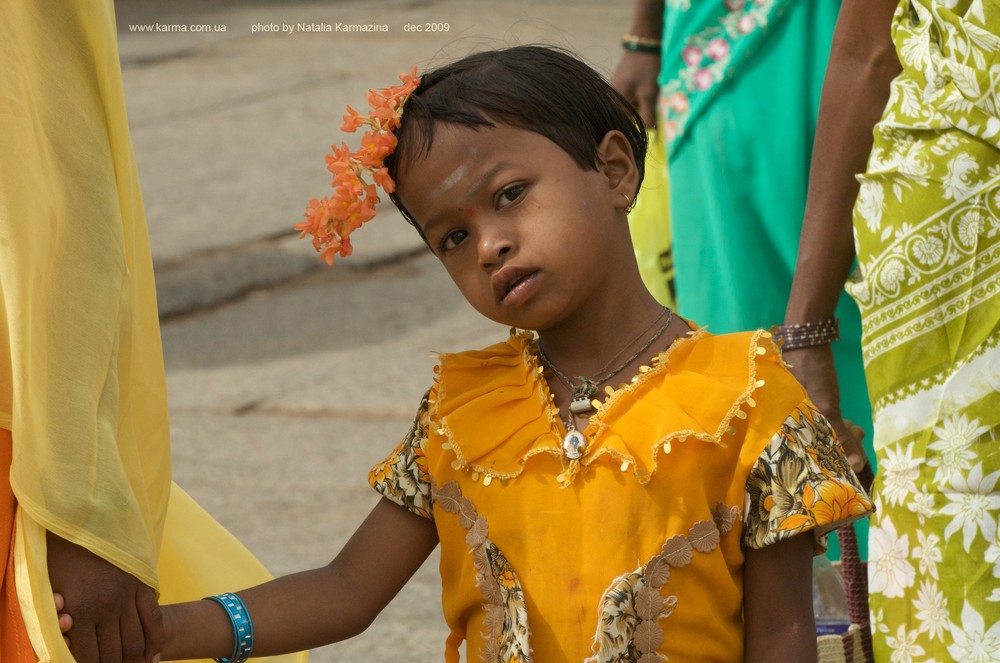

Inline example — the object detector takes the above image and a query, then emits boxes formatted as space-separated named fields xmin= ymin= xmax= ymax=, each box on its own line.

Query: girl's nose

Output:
xmin=477 ymin=230 xmax=514 ymax=269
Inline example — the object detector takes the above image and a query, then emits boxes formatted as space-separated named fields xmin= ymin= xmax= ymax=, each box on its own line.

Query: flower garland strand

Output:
xmin=295 ymin=67 xmax=420 ymax=264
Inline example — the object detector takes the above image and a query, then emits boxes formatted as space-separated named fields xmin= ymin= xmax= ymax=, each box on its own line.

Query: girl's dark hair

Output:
xmin=385 ymin=45 xmax=648 ymax=224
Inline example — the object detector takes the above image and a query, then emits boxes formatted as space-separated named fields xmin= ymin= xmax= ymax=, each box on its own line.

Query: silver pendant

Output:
xmin=569 ymin=396 xmax=594 ymax=415
xmin=562 ymin=430 xmax=587 ymax=460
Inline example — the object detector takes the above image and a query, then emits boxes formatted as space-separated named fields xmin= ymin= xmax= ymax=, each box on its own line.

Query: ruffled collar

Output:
xmin=428 ymin=327 xmax=777 ymax=486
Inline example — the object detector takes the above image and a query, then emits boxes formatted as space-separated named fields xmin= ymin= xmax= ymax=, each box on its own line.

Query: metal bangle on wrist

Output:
xmin=771 ymin=317 xmax=840 ymax=351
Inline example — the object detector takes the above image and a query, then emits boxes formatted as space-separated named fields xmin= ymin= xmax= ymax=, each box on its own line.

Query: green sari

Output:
xmin=657 ymin=0 xmax=871 ymax=559
xmin=847 ymin=1 xmax=1000 ymax=658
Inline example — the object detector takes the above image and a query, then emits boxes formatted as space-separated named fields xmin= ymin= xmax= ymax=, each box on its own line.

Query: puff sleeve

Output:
xmin=743 ymin=402 xmax=873 ymax=552
xmin=369 ymin=392 xmax=435 ymax=520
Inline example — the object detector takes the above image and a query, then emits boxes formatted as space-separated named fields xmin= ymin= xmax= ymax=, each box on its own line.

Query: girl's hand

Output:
xmin=47 ymin=532 xmax=164 ymax=663
xmin=782 ymin=345 xmax=868 ymax=472
xmin=55 ymin=590 xmax=162 ymax=663
xmin=54 ymin=592 xmax=72 ymax=646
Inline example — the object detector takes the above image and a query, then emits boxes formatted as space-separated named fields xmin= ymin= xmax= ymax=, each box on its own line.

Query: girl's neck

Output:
xmin=535 ymin=288 xmax=671 ymax=379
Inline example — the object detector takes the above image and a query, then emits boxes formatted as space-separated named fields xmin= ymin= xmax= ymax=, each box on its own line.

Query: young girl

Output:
xmin=59 ymin=45 xmax=871 ymax=662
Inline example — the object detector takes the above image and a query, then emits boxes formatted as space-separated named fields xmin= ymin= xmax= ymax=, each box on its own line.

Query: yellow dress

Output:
xmin=0 ymin=2 xmax=302 ymax=660
xmin=370 ymin=329 xmax=872 ymax=662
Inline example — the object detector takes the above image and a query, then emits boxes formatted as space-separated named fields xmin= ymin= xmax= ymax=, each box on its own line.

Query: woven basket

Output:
xmin=817 ymin=463 xmax=875 ymax=663
xmin=818 ymin=623 xmax=866 ymax=662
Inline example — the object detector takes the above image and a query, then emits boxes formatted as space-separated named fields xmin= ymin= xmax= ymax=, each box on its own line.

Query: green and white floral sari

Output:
xmin=846 ymin=1 xmax=1000 ymax=659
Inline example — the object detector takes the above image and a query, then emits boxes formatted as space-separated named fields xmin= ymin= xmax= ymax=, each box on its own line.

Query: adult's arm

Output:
xmin=611 ymin=0 xmax=666 ymax=127
xmin=783 ymin=0 xmax=903 ymax=467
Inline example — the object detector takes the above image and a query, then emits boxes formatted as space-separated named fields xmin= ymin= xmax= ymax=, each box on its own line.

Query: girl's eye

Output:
xmin=497 ymin=183 xmax=526 ymax=208
xmin=439 ymin=228 xmax=468 ymax=252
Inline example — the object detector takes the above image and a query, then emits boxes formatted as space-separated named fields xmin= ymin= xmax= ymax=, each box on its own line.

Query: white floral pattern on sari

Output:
xmin=845 ymin=2 xmax=1000 ymax=660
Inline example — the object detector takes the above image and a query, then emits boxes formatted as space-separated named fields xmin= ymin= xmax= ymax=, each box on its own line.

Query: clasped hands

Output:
xmin=47 ymin=532 xmax=163 ymax=663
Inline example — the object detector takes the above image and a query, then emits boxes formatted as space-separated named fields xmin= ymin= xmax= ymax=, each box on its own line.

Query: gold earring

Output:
xmin=621 ymin=192 xmax=634 ymax=212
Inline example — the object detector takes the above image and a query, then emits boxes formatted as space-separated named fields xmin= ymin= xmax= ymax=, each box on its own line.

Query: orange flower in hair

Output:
xmin=296 ymin=67 xmax=420 ymax=264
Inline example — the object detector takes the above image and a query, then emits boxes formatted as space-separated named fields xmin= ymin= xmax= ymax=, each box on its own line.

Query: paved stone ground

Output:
xmin=115 ymin=0 xmax=631 ymax=659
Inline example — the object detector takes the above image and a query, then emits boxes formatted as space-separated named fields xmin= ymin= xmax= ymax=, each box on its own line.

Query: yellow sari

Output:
xmin=0 ymin=2 xmax=302 ymax=660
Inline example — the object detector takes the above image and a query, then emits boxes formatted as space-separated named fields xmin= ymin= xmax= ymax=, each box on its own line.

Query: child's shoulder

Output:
xmin=433 ymin=329 xmax=530 ymax=363
xmin=427 ymin=329 xmax=537 ymax=401
xmin=671 ymin=326 xmax=811 ymax=412
xmin=430 ymin=329 xmax=541 ymax=384
xmin=664 ymin=325 xmax=791 ymax=373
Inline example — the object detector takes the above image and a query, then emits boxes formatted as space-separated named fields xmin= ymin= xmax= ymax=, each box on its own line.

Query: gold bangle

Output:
xmin=622 ymin=33 xmax=662 ymax=54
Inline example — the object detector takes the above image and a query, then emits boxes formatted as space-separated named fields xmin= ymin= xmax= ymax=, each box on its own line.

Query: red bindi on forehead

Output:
xmin=463 ymin=207 xmax=477 ymax=219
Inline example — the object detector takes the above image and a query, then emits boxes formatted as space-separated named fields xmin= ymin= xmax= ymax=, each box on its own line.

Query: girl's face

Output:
xmin=395 ymin=123 xmax=638 ymax=333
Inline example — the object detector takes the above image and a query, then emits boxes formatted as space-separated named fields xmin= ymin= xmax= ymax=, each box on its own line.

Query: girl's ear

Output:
xmin=595 ymin=130 xmax=640 ymax=210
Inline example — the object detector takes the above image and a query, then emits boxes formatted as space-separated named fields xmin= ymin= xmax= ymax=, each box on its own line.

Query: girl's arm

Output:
xmin=743 ymin=533 xmax=816 ymax=662
xmin=161 ymin=498 xmax=438 ymax=661
xmin=783 ymin=0 xmax=901 ymax=468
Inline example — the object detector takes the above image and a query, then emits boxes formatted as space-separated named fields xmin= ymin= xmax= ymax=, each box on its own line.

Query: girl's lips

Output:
xmin=502 ymin=272 xmax=537 ymax=305
xmin=492 ymin=267 xmax=538 ymax=305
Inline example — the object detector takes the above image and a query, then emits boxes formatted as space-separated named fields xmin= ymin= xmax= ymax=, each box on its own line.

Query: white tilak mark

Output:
xmin=437 ymin=162 xmax=469 ymax=195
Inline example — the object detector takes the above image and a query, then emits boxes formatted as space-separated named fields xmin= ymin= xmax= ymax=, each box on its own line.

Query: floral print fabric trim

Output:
xmin=587 ymin=504 xmax=740 ymax=663
xmin=368 ymin=393 xmax=434 ymax=520
xmin=433 ymin=482 xmax=532 ymax=663
xmin=744 ymin=404 xmax=873 ymax=552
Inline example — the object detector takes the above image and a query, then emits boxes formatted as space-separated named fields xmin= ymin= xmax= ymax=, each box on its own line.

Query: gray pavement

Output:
xmin=115 ymin=0 xmax=631 ymax=659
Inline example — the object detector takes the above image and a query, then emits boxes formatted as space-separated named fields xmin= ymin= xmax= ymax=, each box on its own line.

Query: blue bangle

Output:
xmin=205 ymin=593 xmax=254 ymax=663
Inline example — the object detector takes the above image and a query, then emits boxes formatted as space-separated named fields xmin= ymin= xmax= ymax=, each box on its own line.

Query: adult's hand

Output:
xmin=611 ymin=51 xmax=661 ymax=128
xmin=47 ymin=532 xmax=163 ymax=663
xmin=782 ymin=345 xmax=868 ymax=472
